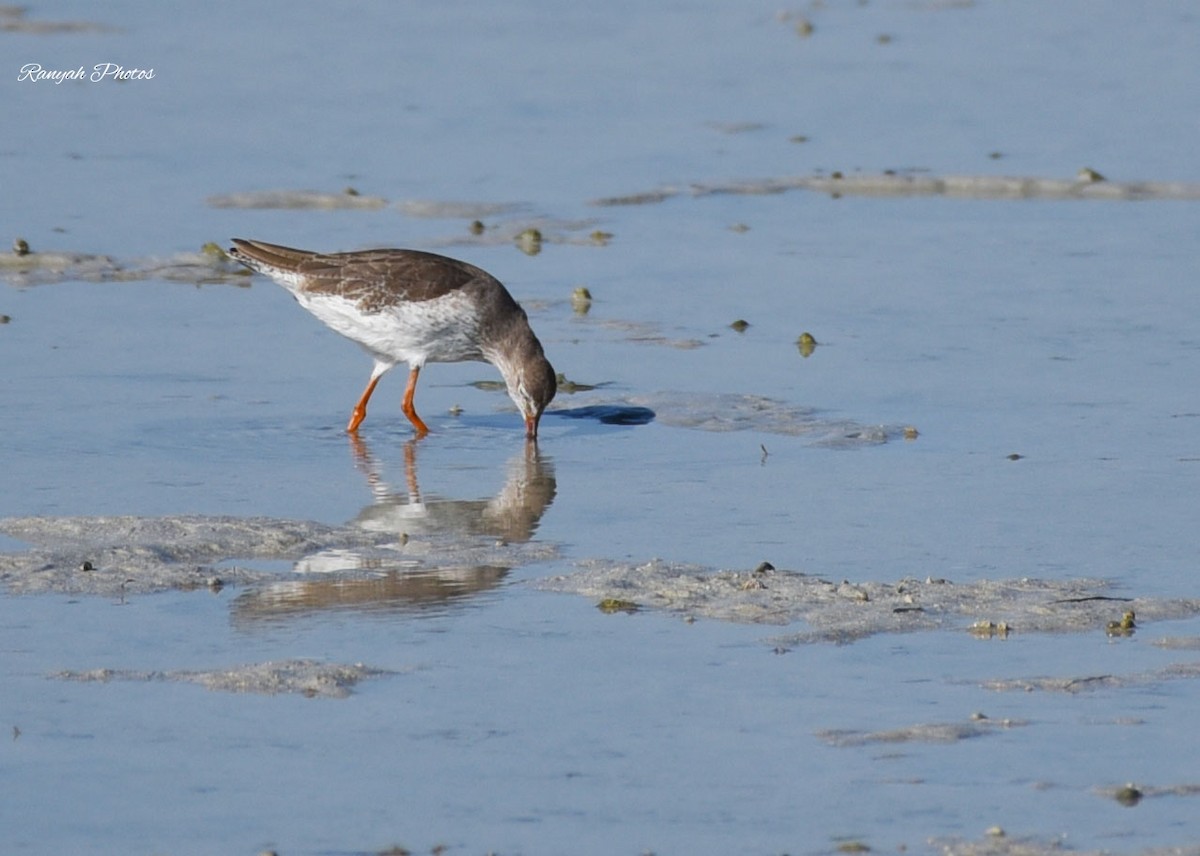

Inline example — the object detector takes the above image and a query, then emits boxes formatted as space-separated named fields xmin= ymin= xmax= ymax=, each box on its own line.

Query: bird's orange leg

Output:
xmin=401 ymin=366 xmax=430 ymax=436
xmin=347 ymin=374 xmax=382 ymax=434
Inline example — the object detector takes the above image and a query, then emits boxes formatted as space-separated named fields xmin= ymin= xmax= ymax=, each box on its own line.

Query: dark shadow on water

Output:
xmin=550 ymin=404 xmax=656 ymax=426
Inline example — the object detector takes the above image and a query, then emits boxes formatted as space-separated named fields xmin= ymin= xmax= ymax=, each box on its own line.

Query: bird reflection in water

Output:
xmin=231 ymin=437 xmax=556 ymax=626
xmin=347 ymin=435 xmax=556 ymax=544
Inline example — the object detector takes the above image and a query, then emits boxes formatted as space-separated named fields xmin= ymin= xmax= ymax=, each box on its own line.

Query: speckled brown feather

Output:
xmin=229 ymin=238 xmax=499 ymax=314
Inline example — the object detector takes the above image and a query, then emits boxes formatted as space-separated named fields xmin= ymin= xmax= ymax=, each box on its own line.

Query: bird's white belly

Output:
xmin=293 ymin=290 xmax=484 ymax=366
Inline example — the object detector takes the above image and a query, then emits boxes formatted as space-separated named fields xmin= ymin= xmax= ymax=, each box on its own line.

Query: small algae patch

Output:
xmin=1106 ymin=609 xmax=1137 ymax=636
xmin=968 ymin=620 xmax=1011 ymax=639
xmin=515 ymin=227 xmax=543 ymax=255
xmin=571 ymin=286 xmax=593 ymax=314
xmin=597 ymin=598 xmax=640 ymax=615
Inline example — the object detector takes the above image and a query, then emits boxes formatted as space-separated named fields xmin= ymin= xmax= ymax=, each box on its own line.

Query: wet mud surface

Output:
xmin=539 ymin=558 xmax=1200 ymax=643
xmin=0 ymin=514 xmax=556 ymax=597
xmin=0 ymin=243 xmax=250 ymax=287
xmin=6 ymin=512 xmax=1199 ymax=653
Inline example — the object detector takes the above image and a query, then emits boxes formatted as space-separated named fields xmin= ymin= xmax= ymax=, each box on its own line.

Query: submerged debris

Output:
xmin=206 ymin=189 xmax=387 ymax=210
xmin=982 ymin=662 xmax=1200 ymax=695
xmin=616 ymin=392 xmax=898 ymax=445
xmin=435 ymin=217 xmax=607 ymax=251
xmin=1096 ymin=782 xmax=1200 ymax=806
xmin=581 ymin=316 xmax=707 ymax=350
xmin=817 ymin=715 xmax=1028 ymax=747
xmin=553 ymin=372 xmax=598 ymax=394
xmin=1152 ymin=637 xmax=1200 ymax=650
xmin=1 ymin=7 xmax=117 ymax=33
xmin=1112 ymin=784 xmax=1143 ymax=806
xmin=54 ymin=659 xmax=391 ymax=698
xmin=397 ymin=199 xmax=524 ymax=219
xmin=934 ymin=832 xmax=1080 ymax=856
xmin=591 ymin=171 xmax=1200 ymax=206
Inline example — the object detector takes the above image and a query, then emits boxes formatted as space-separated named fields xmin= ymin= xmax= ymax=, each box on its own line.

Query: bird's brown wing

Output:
xmin=230 ymin=239 xmax=490 ymax=313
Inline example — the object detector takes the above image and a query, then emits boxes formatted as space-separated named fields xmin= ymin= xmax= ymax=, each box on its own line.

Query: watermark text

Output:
xmin=18 ymin=62 xmax=156 ymax=83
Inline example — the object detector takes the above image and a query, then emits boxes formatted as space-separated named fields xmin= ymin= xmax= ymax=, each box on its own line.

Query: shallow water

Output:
xmin=5 ymin=1 xmax=1200 ymax=854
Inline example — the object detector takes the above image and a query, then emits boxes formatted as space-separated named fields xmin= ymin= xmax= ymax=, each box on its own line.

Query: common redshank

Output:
xmin=228 ymin=239 xmax=556 ymax=439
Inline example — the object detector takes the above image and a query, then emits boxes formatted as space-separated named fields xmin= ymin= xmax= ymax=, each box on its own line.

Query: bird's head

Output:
xmin=507 ymin=351 xmax=557 ymax=440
